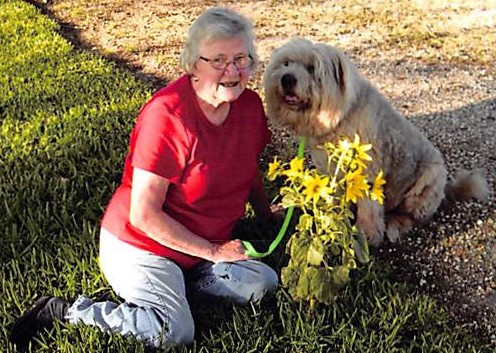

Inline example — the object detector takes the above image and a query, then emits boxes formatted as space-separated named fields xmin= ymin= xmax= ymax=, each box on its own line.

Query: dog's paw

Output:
xmin=357 ymin=219 xmax=384 ymax=247
xmin=365 ymin=227 xmax=385 ymax=247
xmin=385 ymin=213 xmax=414 ymax=243
xmin=385 ymin=224 xmax=400 ymax=243
xmin=356 ymin=205 xmax=385 ymax=247
xmin=356 ymin=200 xmax=385 ymax=247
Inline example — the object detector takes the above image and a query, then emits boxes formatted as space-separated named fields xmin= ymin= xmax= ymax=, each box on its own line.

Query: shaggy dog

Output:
xmin=263 ymin=38 xmax=489 ymax=246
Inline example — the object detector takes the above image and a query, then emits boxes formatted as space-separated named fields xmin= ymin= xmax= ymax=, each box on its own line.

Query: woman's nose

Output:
xmin=223 ymin=61 xmax=240 ymax=75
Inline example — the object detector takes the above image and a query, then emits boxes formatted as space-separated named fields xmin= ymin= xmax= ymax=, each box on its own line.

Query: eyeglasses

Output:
xmin=199 ymin=54 xmax=253 ymax=70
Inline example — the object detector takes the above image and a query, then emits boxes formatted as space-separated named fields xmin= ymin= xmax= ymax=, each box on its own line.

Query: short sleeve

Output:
xmin=130 ymin=101 xmax=189 ymax=184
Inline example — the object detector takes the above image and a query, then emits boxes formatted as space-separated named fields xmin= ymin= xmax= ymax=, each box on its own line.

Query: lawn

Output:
xmin=1 ymin=0 xmax=494 ymax=352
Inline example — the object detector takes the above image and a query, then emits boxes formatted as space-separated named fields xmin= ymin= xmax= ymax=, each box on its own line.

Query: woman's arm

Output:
xmin=130 ymin=167 xmax=248 ymax=263
xmin=248 ymin=170 xmax=273 ymax=221
xmin=249 ymin=169 xmax=285 ymax=222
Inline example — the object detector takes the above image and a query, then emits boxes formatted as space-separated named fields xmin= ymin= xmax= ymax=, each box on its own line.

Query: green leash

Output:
xmin=242 ymin=137 xmax=306 ymax=258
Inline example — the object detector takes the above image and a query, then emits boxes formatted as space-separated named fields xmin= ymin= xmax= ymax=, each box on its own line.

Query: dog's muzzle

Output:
xmin=280 ymin=73 xmax=300 ymax=104
xmin=280 ymin=73 xmax=310 ymax=110
xmin=281 ymin=73 xmax=297 ymax=93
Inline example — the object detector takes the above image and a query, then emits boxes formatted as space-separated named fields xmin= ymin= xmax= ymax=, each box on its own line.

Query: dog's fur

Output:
xmin=263 ymin=38 xmax=489 ymax=246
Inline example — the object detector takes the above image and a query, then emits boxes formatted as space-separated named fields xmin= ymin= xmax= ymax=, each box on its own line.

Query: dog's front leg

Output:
xmin=356 ymin=198 xmax=385 ymax=247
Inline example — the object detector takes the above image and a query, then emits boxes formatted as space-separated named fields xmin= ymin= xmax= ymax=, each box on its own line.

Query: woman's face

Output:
xmin=192 ymin=35 xmax=252 ymax=106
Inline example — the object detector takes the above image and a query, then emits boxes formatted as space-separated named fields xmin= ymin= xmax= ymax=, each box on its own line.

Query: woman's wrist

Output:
xmin=206 ymin=242 xmax=218 ymax=262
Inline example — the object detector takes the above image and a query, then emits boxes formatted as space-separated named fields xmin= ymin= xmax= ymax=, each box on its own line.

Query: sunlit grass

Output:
xmin=1 ymin=1 xmax=493 ymax=352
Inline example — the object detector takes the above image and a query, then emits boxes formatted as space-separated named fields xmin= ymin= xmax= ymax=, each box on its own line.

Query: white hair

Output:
xmin=179 ymin=7 xmax=258 ymax=74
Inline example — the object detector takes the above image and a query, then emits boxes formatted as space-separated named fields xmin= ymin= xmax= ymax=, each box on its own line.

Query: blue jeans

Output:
xmin=65 ymin=228 xmax=278 ymax=349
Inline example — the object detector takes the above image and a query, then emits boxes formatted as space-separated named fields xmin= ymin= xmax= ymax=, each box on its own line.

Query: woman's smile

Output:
xmin=192 ymin=35 xmax=251 ymax=107
xmin=219 ymin=81 xmax=239 ymax=88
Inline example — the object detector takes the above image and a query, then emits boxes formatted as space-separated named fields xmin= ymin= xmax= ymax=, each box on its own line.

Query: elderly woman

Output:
xmin=10 ymin=7 xmax=278 ymax=350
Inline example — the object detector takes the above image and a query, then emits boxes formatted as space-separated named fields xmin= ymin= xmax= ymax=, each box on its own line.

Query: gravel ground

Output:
xmin=31 ymin=0 xmax=496 ymax=346
xmin=361 ymin=59 xmax=496 ymax=345
xmin=266 ymin=56 xmax=496 ymax=345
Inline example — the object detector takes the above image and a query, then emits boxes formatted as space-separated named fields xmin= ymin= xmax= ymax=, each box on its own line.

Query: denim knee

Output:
xmin=263 ymin=265 xmax=279 ymax=293
xmin=249 ymin=265 xmax=279 ymax=303
xmin=154 ymin=306 xmax=195 ymax=348
xmin=227 ymin=261 xmax=278 ymax=304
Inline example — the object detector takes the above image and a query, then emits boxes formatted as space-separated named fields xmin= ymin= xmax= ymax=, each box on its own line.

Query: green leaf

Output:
xmin=330 ymin=242 xmax=341 ymax=256
xmin=306 ymin=239 xmax=324 ymax=266
xmin=296 ymin=266 xmax=317 ymax=299
xmin=312 ymin=268 xmax=337 ymax=304
xmin=281 ymin=265 xmax=300 ymax=289
xmin=281 ymin=193 xmax=298 ymax=208
xmin=296 ymin=213 xmax=313 ymax=232
xmin=332 ymin=265 xmax=350 ymax=288
xmin=354 ymin=229 xmax=370 ymax=264
xmin=288 ymin=233 xmax=310 ymax=266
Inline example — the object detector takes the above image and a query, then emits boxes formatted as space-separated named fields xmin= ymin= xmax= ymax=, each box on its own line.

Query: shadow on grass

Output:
xmin=25 ymin=0 xmax=167 ymax=91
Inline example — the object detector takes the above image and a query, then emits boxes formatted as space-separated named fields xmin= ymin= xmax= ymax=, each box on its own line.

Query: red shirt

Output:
xmin=101 ymin=75 xmax=270 ymax=269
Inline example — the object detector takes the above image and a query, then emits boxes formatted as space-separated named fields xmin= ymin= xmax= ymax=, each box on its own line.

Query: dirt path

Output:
xmin=31 ymin=0 xmax=496 ymax=345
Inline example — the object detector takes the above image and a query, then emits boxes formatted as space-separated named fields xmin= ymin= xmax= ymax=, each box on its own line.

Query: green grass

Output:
xmin=0 ymin=1 xmax=493 ymax=352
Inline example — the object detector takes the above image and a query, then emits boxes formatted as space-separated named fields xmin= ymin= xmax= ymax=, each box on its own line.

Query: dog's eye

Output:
xmin=306 ymin=64 xmax=315 ymax=74
xmin=283 ymin=60 xmax=290 ymax=67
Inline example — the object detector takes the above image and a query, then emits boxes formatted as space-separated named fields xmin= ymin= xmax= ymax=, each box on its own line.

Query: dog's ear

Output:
xmin=335 ymin=58 xmax=345 ymax=94
xmin=330 ymin=51 xmax=346 ymax=93
xmin=311 ymin=43 xmax=359 ymax=123
xmin=313 ymin=44 xmax=346 ymax=95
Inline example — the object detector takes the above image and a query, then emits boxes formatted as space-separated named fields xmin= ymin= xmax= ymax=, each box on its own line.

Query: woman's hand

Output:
xmin=131 ymin=168 xmax=249 ymax=262
xmin=209 ymin=239 xmax=249 ymax=263
xmin=269 ymin=203 xmax=286 ymax=222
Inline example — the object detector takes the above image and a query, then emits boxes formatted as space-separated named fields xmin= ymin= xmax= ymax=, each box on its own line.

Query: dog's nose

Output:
xmin=281 ymin=73 xmax=297 ymax=90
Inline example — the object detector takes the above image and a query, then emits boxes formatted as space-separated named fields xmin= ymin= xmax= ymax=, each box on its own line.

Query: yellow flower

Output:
xmin=267 ymin=157 xmax=281 ymax=181
xmin=370 ymin=170 xmax=386 ymax=204
xmin=302 ymin=174 xmax=331 ymax=203
xmin=338 ymin=138 xmax=352 ymax=152
xmin=322 ymin=141 xmax=336 ymax=151
xmin=345 ymin=168 xmax=370 ymax=203
xmin=351 ymin=134 xmax=372 ymax=163
xmin=282 ymin=157 xmax=305 ymax=180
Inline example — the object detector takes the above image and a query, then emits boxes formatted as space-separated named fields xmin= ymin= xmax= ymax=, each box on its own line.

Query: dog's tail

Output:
xmin=444 ymin=169 xmax=490 ymax=203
